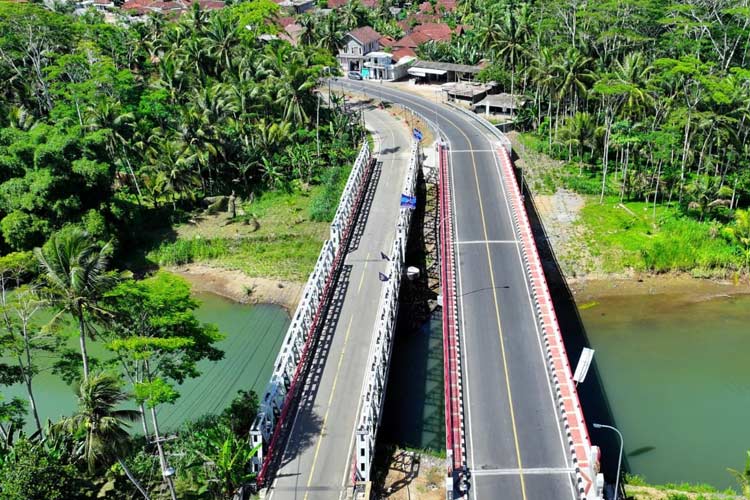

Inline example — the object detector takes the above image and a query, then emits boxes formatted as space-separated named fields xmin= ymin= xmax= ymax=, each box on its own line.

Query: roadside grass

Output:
xmin=147 ymin=164 xmax=354 ymax=282
xmin=578 ymin=197 xmax=739 ymax=275
xmin=626 ymin=474 xmax=740 ymax=499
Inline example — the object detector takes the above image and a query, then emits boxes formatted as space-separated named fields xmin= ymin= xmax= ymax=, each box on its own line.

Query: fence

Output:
xmin=438 ymin=141 xmax=465 ymax=497
xmin=352 ymin=139 xmax=420 ymax=482
xmin=251 ymin=142 xmax=373 ymax=487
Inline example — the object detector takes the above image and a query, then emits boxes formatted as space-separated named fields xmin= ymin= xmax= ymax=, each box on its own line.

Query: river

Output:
xmin=577 ymin=283 xmax=750 ymax=490
xmin=2 ymin=292 xmax=289 ymax=433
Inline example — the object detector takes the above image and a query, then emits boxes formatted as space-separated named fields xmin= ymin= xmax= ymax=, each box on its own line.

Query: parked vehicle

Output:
xmin=348 ymin=71 xmax=363 ymax=80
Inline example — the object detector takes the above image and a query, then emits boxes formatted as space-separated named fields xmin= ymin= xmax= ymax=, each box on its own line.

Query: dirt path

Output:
xmin=170 ymin=263 xmax=303 ymax=312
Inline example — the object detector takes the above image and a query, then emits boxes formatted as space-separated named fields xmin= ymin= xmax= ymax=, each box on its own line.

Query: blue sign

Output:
xmin=413 ymin=128 xmax=423 ymax=141
xmin=400 ymin=194 xmax=417 ymax=209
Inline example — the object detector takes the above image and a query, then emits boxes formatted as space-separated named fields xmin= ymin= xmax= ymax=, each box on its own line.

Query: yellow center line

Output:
xmin=452 ymin=123 xmax=529 ymax=499
xmin=303 ymin=315 xmax=355 ymax=500
xmin=357 ymin=252 xmax=370 ymax=293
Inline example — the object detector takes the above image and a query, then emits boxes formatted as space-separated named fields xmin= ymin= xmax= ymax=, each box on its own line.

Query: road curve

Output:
xmin=339 ymin=80 xmax=578 ymax=500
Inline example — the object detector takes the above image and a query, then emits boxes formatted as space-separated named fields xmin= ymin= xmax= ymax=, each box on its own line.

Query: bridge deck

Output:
xmin=268 ymin=107 xmax=412 ymax=500
xmin=341 ymin=81 xmax=579 ymax=500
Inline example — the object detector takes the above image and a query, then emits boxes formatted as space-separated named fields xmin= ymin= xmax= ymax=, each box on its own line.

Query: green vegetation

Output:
xmin=0 ymin=228 xmax=267 ymax=499
xmin=577 ymin=198 xmax=738 ymax=275
xmin=413 ymin=0 xmax=750 ymax=276
xmin=0 ymin=0 xmax=362 ymax=268
xmin=147 ymin=174 xmax=355 ymax=280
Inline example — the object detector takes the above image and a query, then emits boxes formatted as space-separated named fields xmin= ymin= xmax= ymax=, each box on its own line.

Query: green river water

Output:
xmin=579 ymin=290 xmax=750 ymax=490
xmin=2 ymin=292 xmax=289 ymax=433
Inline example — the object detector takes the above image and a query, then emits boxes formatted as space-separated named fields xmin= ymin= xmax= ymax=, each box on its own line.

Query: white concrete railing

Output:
xmin=353 ymin=140 xmax=420 ymax=482
xmin=251 ymin=142 xmax=371 ymax=481
xmin=495 ymin=145 xmax=603 ymax=500
xmin=444 ymin=101 xmax=512 ymax=154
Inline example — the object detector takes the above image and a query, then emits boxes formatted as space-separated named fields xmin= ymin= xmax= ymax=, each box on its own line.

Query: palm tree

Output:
xmin=205 ymin=12 xmax=239 ymax=75
xmin=339 ymin=0 xmax=365 ymax=30
xmin=34 ymin=229 xmax=115 ymax=381
xmin=610 ymin=51 xmax=654 ymax=120
xmin=317 ymin=13 xmax=345 ymax=54
xmin=557 ymin=112 xmax=597 ymax=172
xmin=551 ymin=47 xmax=594 ymax=119
xmin=58 ymin=373 xmax=150 ymax=499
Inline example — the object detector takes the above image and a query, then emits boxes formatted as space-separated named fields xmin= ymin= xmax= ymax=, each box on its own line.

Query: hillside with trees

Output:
xmin=0 ymin=0 xmax=366 ymax=498
xmin=399 ymin=0 xmax=750 ymax=276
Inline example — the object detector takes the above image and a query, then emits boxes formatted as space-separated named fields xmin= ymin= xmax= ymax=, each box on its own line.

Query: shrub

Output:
xmin=148 ymin=238 xmax=229 ymax=266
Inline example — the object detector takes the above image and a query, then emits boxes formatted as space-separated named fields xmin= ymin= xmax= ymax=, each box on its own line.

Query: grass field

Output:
xmin=147 ymin=168 xmax=353 ymax=282
xmin=578 ymin=197 xmax=739 ymax=275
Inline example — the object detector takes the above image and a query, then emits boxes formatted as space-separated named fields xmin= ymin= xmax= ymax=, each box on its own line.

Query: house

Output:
xmin=121 ymin=0 xmax=224 ymax=18
xmin=337 ymin=26 xmax=382 ymax=73
xmin=364 ymin=51 xmax=415 ymax=80
xmin=391 ymin=22 xmax=459 ymax=54
xmin=273 ymin=0 xmax=314 ymax=14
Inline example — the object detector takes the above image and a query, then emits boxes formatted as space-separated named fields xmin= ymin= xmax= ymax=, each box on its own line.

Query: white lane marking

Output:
xmin=472 ymin=467 xmax=576 ymax=477
xmin=466 ymin=119 xmax=579 ymax=500
xmin=457 ymin=240 xmax=518 ymax=245
xmin=450 ymin=142 xmax=478 ymax=500
xmin=450 ymin=149 xmax=497 ymax=153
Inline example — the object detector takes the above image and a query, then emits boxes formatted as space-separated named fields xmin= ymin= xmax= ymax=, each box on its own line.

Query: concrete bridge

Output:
xmin=251 ymin=82 xmax=604 ymax=500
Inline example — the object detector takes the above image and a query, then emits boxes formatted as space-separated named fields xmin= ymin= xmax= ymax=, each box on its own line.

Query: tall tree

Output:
xmin=57 ymin=373 xmax=150 ymax=499
xmin=34 ymin=228 xmax=116 ymax=381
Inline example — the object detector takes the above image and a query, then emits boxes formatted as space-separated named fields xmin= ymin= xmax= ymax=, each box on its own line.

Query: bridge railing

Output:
xmin=353 ymin=139 xmax=420 ymax=483
xmin=438 ymin=141 xmax=465 ymax=490
xmin=251 ymin=142 xmax=373 ymax=487
xmin=495 ymin=145 xmax=603 ymax=500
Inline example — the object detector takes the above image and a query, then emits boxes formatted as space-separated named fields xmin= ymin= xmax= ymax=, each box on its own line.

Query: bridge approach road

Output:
xmin=340 ymin=80 xmax=579 ymax=500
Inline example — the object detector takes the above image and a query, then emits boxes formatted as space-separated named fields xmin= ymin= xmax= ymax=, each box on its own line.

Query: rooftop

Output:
xmin=348 ymin=26 xmax=382 ymax=45
xmin=473 ymin=93 xmax=527 ymax=110
xmin=413 ymin=59 xmax=482 ymax=74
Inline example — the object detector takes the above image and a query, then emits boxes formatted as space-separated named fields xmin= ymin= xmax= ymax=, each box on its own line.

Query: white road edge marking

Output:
xmin=472 ymin=467 xmax=576 ymax=476
xmin=457 ymin=240 xmax=519 ymax=245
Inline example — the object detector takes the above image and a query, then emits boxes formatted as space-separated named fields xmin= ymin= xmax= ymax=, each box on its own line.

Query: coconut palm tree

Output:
xmin=34 ymin=228 xmax=116 ymax=381
xmin=557 ymin=111 xmax=597 ymax=172
xmin=58 ymin=373 xmax=150 ymax=499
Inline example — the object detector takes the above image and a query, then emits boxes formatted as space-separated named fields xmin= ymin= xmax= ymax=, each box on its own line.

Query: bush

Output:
xmin=148 ymin=238 xmax=229 ymax=266
xmin=309 ymin=165 xmax=348 ymax=222
xmin=1 ymin=210 xmax=50 ymax=250
xmin=0 ymin=438 xmax=87 ymax=500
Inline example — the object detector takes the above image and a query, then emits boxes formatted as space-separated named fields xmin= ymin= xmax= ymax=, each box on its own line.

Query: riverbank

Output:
xmin=510 ymin=131 xmax=746 ymax=284
xmin=170 ymin=263 xmax=303 ymax=312
xmin=571 ymin=274 xmax=750 ymax=303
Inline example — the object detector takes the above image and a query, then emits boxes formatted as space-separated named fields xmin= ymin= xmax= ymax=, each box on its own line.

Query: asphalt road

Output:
xmin=339 ymin=80 xmax=578 ymax=500
xmin=268 ymin=106 xmax=412 ymax=500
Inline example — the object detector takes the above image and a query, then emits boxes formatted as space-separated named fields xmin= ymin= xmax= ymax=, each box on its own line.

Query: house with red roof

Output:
xmin=337 ymin=26 xmax=382 ymax=73
xmin=121 ymin=0 xmax=224 ymax=17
